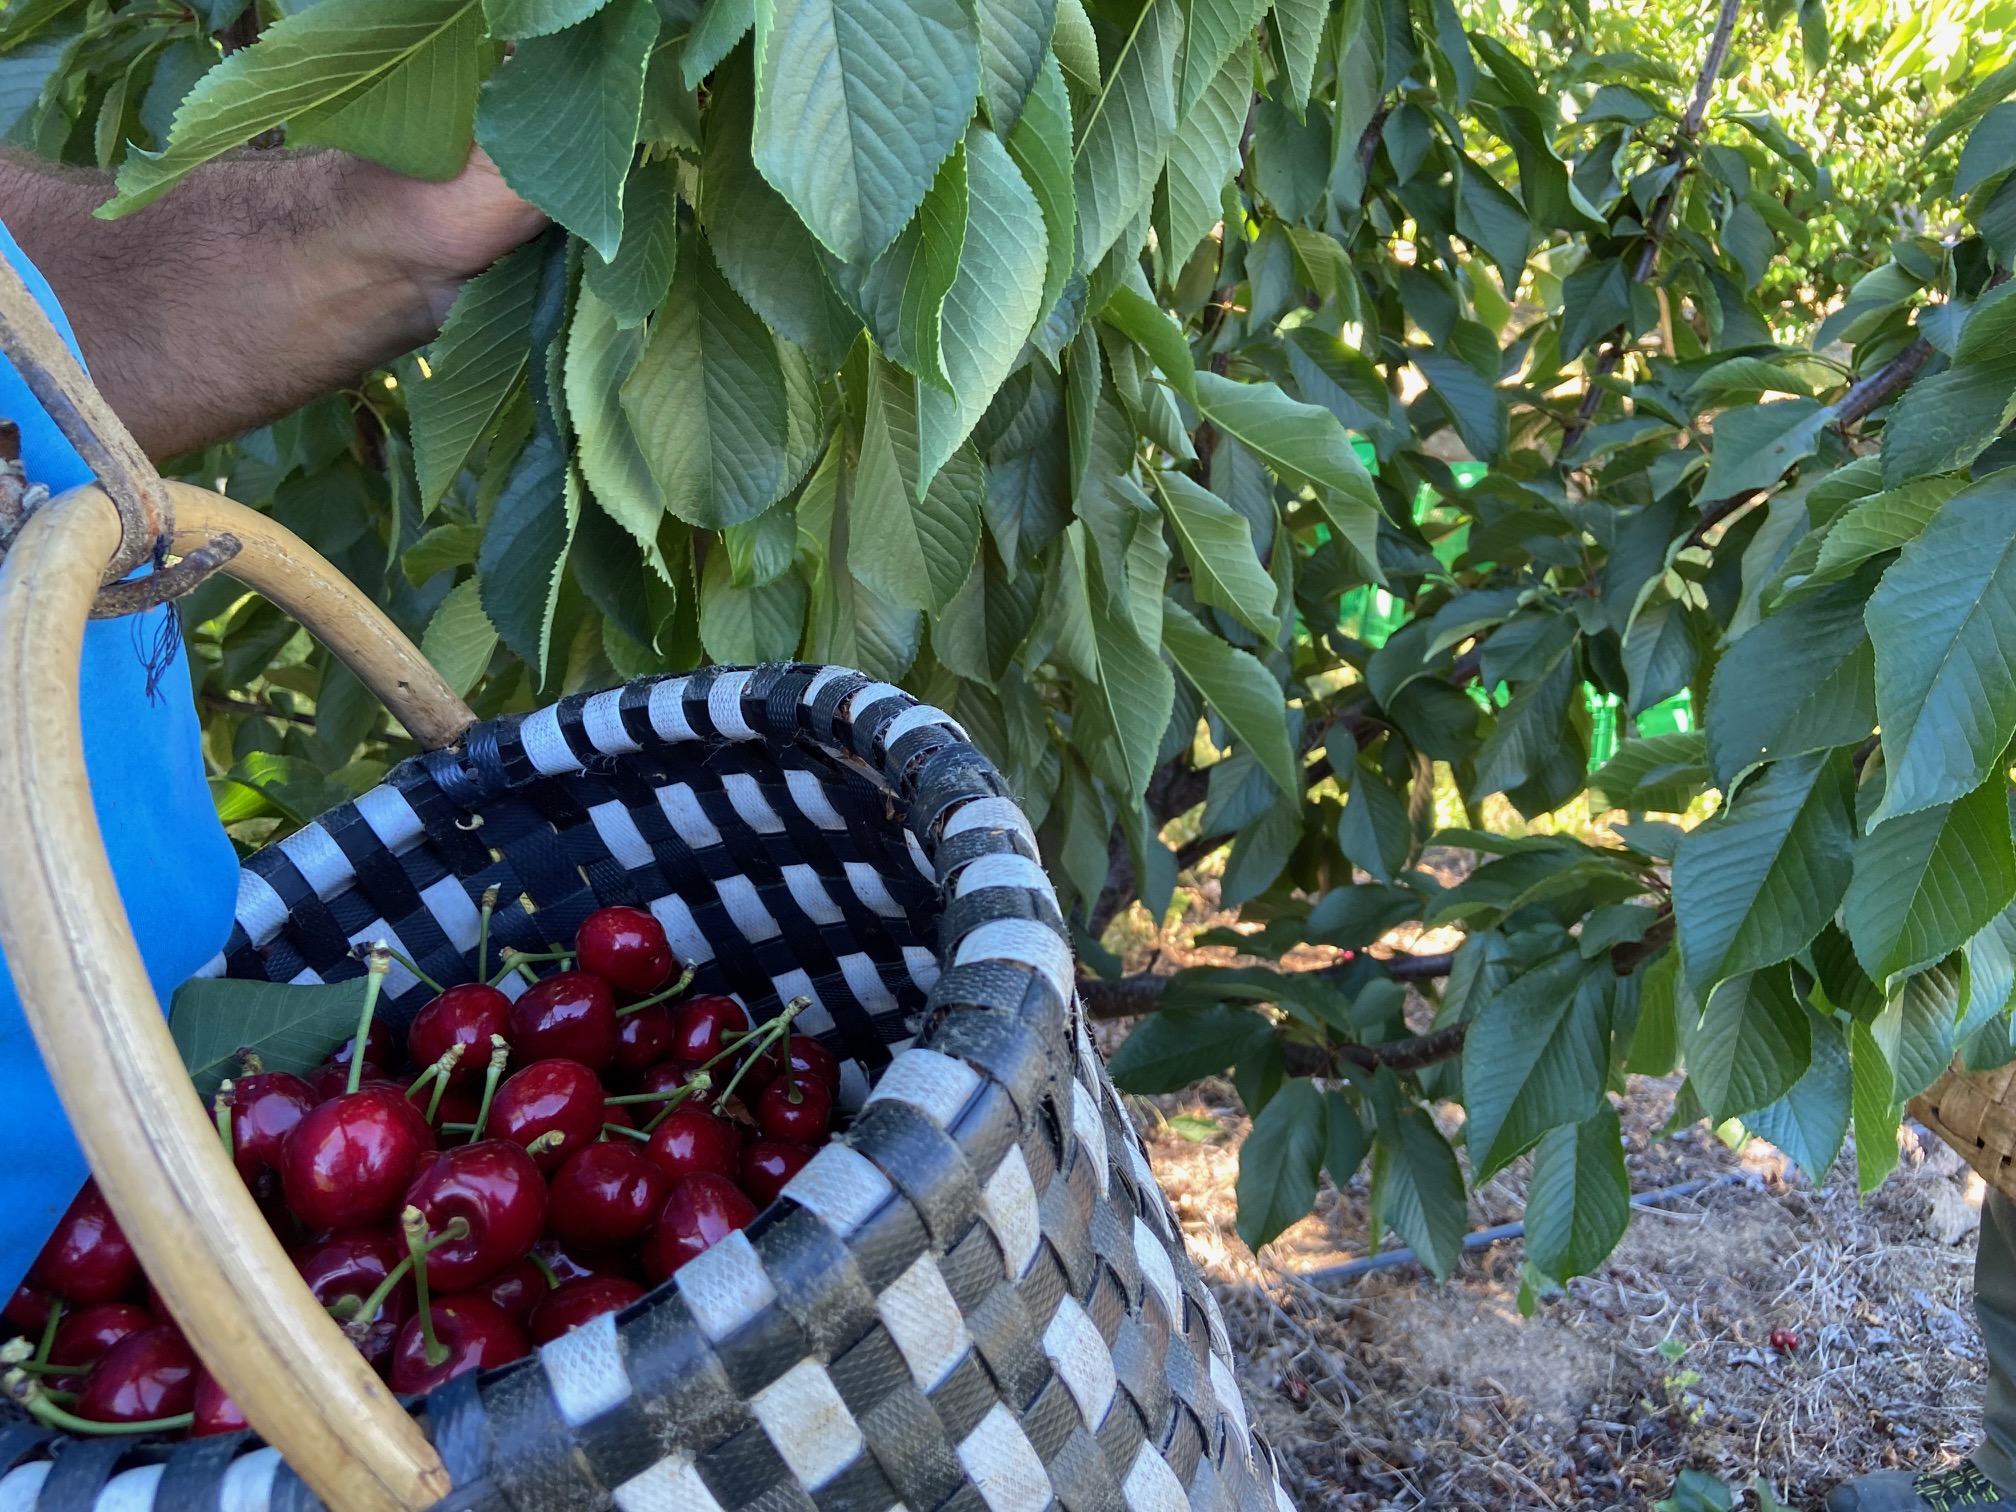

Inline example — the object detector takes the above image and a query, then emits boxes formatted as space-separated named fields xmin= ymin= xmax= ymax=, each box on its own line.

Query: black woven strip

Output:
xmin=680 ymin=671 xmax=720 ymax=741
xmin=921 ymin=1352 xmax=993 ymax=1444
xmin=0 ymin=1421 xmax=49 ymax=1474
xmin=561 ymin=1388 xmax=661 ymax=1498
xmin=1088 ymin=1206 xmax=1138 ymax=1311
xmin=424 ymin=1370 xmax=491 ymax=1488
xmin=848 ymin=1102 xmax=979 ymax=1248
xmin=614 ymin=680 xmax=659 ymax=749
xmin=1039 ymin=1147 xmax=1098 ymax=1299
xmin=1014 ymin=1245 xmax=1069 ymax=1339
xmin=265 ymin=1461 xmax=327 ymax=1512
xmin=960 ymin=1282 xmax=1050 ymax=1413
xmin=1111 ymin=1317 xmax=1171 ymax=1434
xmin=853 ymin=1378 xmax=964 ymax=1510
xmin=478 ymin=1366 xmax=604 ymax=1512
xmin=931 ymin=826 xmax=1041 ymax=882
xmin=551 ymin=695 xmax=604 ymax=768
xmin=34 ymin=1439 xmax=126 ymax=1512
xmin=707 ymin=1287 xmax=812 ymax=1402
xmin=691 ymin=1423 xmax=802 ymax=1512
xmin=321 ymin=805 xmax=427 ymax=926
xmin=1045 ymin=1428 xmax=1125 ymax=1512
xmin=937 ymin=889 xmax=1066 ymax=952
xmin=841 ymin=691 xmax=905 ymax=767
xmin=806 ymin=674 xmax=869 ymax=748
xmin=391 ymin=768 xmax=494 ymax=879
xmin=154 ymin=1434 xmax=240 ymax=1512
xmin=1160 ymin=1403 xmax=1206 ymax=1483
xmin=1017 ymin=1375 xmax=1079 ymax=1461
xmin=1093 ymin=1400 xmax=1148 ymax=1477
xmin=935 ymin=1222 xmax=1007 ymax=1315
xmin=921 ymin=1009 xmax=1050 ymax=1120
xmin=755 ymin=1208 xmax=879 ymax=1359
xmin=906 ymin=747 xmax=1010 ymax=843
xmin=615 ymin=1293 xmax=753 ymax=1448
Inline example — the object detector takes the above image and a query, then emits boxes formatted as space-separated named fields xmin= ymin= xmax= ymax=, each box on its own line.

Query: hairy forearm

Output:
xmin=0 ymin=150 xmax=512 ymax=460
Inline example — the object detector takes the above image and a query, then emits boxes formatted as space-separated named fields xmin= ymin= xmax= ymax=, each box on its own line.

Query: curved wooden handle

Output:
xmin=0 ymin=489 xmax=452 ymax=1512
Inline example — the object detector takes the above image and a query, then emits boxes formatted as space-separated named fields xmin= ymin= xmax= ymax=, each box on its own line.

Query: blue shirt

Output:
xmin=0 ymin=222 xmax=239 ymax=1301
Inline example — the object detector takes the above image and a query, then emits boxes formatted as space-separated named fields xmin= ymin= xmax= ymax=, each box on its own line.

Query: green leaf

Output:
xmin=402 ymin=523 xmax=482 ymax=585
xmin=474 ymin=0 xmax=658 ymax=262
xmin=1625 ymin=948 xmax=1680 ymax=1076
xmin=482 ymin=0 xmax=611 ymax=37
xmin=1461 ymin=951 xmax=1609 ymax=1178
xmin=1158 ymin=38 xmax=1250 ymax=269
xmin=1872 ymin=955 xmax=1963 ymax=1101
xmin=1844 ymin=776 xmax=2016 ymax=984
xmin=1524 ymin=1104 xmax=1630 ymax=1283
xmin=1283 ymin=326 xmax=1390 ymax=433
xmin=1414 ymin=347 xmax=1507 ymax=463
xmin=1268 ymin=0 xmax=1323 ymax=112
xmin=1558 ymin=257 xmax=1630 ymax=362
xmin=1672 ymin=750 xmax=1854 ymax=1002
xmin=1808 ymin=477 xmax=1961 ymax=586
xmin=420 ymin=576 xmax=499 ymax=696
xmin=1099 ymin=284 xmax=1195 ymax=401
xmin=916 ymin=127 xmax=1050 ymax=486
xmin=584 ymin=156 xmax=681 ymax=329
xmin=1849 ymin=1016 xmax=1900 ymax=1193
xmin=1324 ymin=1090 xmax=1368 ymax=1185
xmin=1108 ymin=1003 xmax=1269 ymax=1091
xmin=1928 ymin=56 xmax=2016 ymax=154
xmin=1621 ymin=601 xmax=1700 ymax=716
xmin=1191 ymin=370 xmax=1381 ymax=574
xmin=565 ymin=284 xmax=668 ymax=553
xmin=1072 ymin=0 xmax=1178 ymax=271
xmin=410 ymin=240 xmax=542 ymax=510
xmin=1705 ymin=574 xmax=1876 ymax=787
xmin=1587 ymin=732 xmax=1709 ymax=813
xmin=851 ymin=357 xmax=983 ymax=613
xmin=1879 ymin=319 xmax=2016 ymax=485
xmin=1235 ymin=1078 xmax=1326 ymax=1249
xmin=1957 ymin=100 xmax=2016 ymax=197
xmin=1073 ymin=529 xmax=1176 ymax=801
xmin=1335 ymin=752 xmax=1412 ymax=884
xmin=1746 ymin=1012 xmax=1850 ymax=1185
xmin=1470 ymin=639 xmax=1578 ymax=801
xmin=1370 ymin=1102 xmax=1468 ymax=1281
xmin=976 ymin=0 xmax=1053 ymax=133
xmin=1161 ymin=599 xmax=1297 ymax=798
xmin=1155 ymin=471 xmax=1276 ymax=638
xmin=697 ymin=545 xmax=806 ymax=661
xmin=289 ymin=3 xmax=490 ymax=180
xmin=1175 ymin=0 xmax=1257 ymax=114
xmin=624 ymin=232 xmax=793 ymax=530
xmin=1004 ymin=54 xmax=1076 ymax=336
xmin=1698 ymin=398 xmax=1834 ymax=501
xmin=682 ymin=0 xmax=754 ymax=87
xmin=1684 ymin=965 xmax=1811 ymax=1121
xmin=106 ymin=0 xmax=484 ymax=214
xmin=1868 ymin=470 xmax=2016 ymax=822
xmin=828 ymin=143 xmax=968 ymax=390
xmin=478 ymin=431 xmax=578 ymax=676
xmin=170 ymin=975 xmax=381 ymax=1099
xmin=750 ymin=0 xmax=980 ymax=264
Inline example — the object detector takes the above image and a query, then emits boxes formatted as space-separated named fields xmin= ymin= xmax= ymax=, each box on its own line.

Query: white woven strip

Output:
xmin=1133 ymin=1217 xmax=1181 ymax=1325
xmin=722 ymin=772 xmax=786 ymax=833
xmin=783 ymin=1142 xmax=894 ymax=1234
xmin=647 ymin=678 xmax=698 ymax=742
xmin=647 ymin=893 xmax=714 ymax=967
xmin=348 ymin=920 xmax=420 ymax=998
xmin=803 ymin=665 xmax=856 ymax=702
xmin=865 ymin=1049 xmax=980 ymax=1127
xmin=844 ymin=682 xmax=906 ymax=723
xmin=673 ymin=1229 xmax=776 ymax=1342
xmin=419 ymin=875 xmax=482 ymax=952
xmin=835 ymin=952 xmax=900 ymax=1016
xmin=276 ymin=823 xmax=350 ymax=900
xmin=613 ymin=1455 xmax=725 ymax=1512
xmin=751 ymin=1360 xmax=864 ymax=1489
xmin=902 ymin=945 xmax=942 ymax=994
xmin=353 ymin=784 xmax=424 ymax=852
xmin=979 ymin=1148 xmax=1040 ymax=1279
xmin=94 ymin=1463 xmax=163 ymax=1512
xmin=541 ymin=1310 xmax=632 ymax=1425
xmin=1209 ymin=1351 xmax=1250 ymax=1448
xmin=950 ymin=854 xmax=1051 ymax=899
xmin=877 ymin=1255 xmax=971 ymax=1391
xmin=1070 ymin=1081 xmax=1108 ymax=1196
xmin=715 ymin=875 xmax=781 ymax=942
xmin=784 ymin=768 xmax=849 ymax=829
xmin=941 ymin=796 xmax=1038 ymax=851
xmin=880 ymin=704 xmax=965 ymax=751
xmin=656 ymin=783 xmax=722 ymax=849
xmin=520 ymin=706 xmax=581 ymax=776
xmin=953 ymin=920 xmax=1072 ymax=1003
xmin=955 ymin=1404 xmax=1053 ymax=1512
xmin=582 ymin=688 xmax=641 ymax=755
xmin=0 ymin=1464 xmax=46 ymax=1512
xmin=1120 ymin=1442 xmax=1189 ymax=1512
xmin=781 ymin=864 xmax=845 ymax=926
xmin=589 ymin=800 xmax=656 ymax=871
xmin=1042 ymin=1296 xmax=1117 ymax=1430
xmin=235 ymin=869 xmax=289 ymax=946
xmin=770 ymin=968 xmax=833 ymax=1034
xmin=708 ymin=671 xmax=756 ymax=740
xmin=219 ymin=1449 xmax=281 ymax=1512
xmin=841 ymin=862 xmax=906 ymax=918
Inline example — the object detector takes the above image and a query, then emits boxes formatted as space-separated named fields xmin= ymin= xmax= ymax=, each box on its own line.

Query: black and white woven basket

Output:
xmin=0 ymin=665 xmax=1293 ymax=1512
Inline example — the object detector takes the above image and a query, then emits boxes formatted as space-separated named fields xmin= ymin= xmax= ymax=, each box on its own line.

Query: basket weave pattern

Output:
xmin=0 ymin=664 xmax=1293 ymax=1512
xmin=1912 ymin=1066 xmax=2016 ymax=1202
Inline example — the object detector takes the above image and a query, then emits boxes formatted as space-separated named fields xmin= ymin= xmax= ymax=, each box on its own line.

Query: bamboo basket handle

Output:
xmin=0 ymin=486 xmax=460 ymax=1512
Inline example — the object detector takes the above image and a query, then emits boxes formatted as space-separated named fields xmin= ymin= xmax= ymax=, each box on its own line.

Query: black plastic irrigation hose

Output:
xmin=1301 ymin=1177 xmax=1722 ymax=1288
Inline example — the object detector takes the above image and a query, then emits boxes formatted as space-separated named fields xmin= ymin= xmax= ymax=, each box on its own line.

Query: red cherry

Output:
xmin=741 ymin=1140 xmax=816 ymax=1207
xmin=191 ymin=1367 xmax=250 ymax=1436
xmin=785 ymin=1035 xmax=841 ymax=1092
xmin=431 ymin=1085 xmax=482 ymax=1137
xmin=332 ymin=1019 xmax=402 ymax=1080
xmin=4 ymin=1282 xmax=53 ymax=1335
xmin=403 ymin=1141 xmax=546 ymax=1291
xmin=74 ymin=1324 xmax=195 ymax=1424
xmin=409 ymin=985 xmax=513 ymax=1089
xmin=228 ymin=1072 xmax=316 ymax=1182
xmin=534 ymin=1239 xmax=639 ymax=1286
xmin=548 ymin=1144 xmax=669 ymax=1252
xmin=388 ymin=1296 xmax=526 ymax=1394
xmin=509 ymin=973 xmax=618 ymax=1071
xmin=639 ymin=1061 xmax=718 ymax=1109
xmin=50 ymin=1303 xmax=154 ymax=1382
xmin=1769 ymin=1328 xmax=1800 ymax=1352
xmin=644 ymin=1106 xmax=742 ymax=1185
xmin=613 ymin=1003 xmax=679 ymax=1078
xmin=576 ymin=907 xmax=676 ymax=995
xmin=469 ymin=1258 xmax=548 ymax=1328
xmin=30 ymin=1180 xmax=140 ymax=1305
xmin=527 ymin=1277 xmax=644 ymax=1347
xmin=754 ymin=1077 xmax=832 ymax=1145
xmin=602 ymin=1102 xmax=635 ymax=1131
xmin=642 ymin=1174 xmax=755 ymax=1284
xmin=308 ymin=1063 xmax=401 ymax=1103
xmin=280 ymin=1089 xmax=436 ymax=1232
xmin=291 ymin=1229 xmax=414 ymax=1373
xmin=669 ymin=996 xmax=746 ymax=1066
xmin=487 ymin=1060 xmax=605 ymax=1172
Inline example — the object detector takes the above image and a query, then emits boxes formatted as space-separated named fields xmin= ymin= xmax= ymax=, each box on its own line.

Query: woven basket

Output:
xmin=1912 ymin=1067 xmax=2016 ymax=1200
xmin=0 ymin=479 xmax=1293 ymax=1512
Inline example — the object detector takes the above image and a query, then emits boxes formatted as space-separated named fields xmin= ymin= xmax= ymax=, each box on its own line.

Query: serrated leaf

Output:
xmin=1867 ymin=470 xmax=2016 ymax=822
xmin=402 ymin=523 xmax=482 ymax=585
xmin=1849 ymin=1015 xmax=1900 ymax=1193
xmin=1807 ymin=476 xmax=1960 ymax=586
xmin=1524 ymin=1104 xmax=1630 ymax=1283
xmin=420 ymin=576 xmax=499 ymax=696
xmin=1958 ymin=100 xmax=2016 ymax=197
xmin=1156 ymin=471 xmax=1277 ymax=637
xmin=1161 ymin=599 xmax=1297 ymax=797
xmin=1370 ymin=1103 xmax=1467 ymax=1281
xmin=564 ymin=283 xmax=666 ymax=553
xmin=1746 ymin=1012 xmax=1850 ymax=1185
xmin=1684 ymin=965 xmax=1810 ymax=1121
xmin=290 ymin=2 xmax=490 ymax=180
xmin=1558 ymin=257 xmax=1630 ymax=362
xmin=751 ymin=0 xmax=980 ymax=264
xmin=851 ymin=357 xmax=983 ymax=613
xmin=827 ymin=143 xmax=968 ymax=390
xmin=1073 ymin=527 xmax=1176 ymax=800
xmin=1705 ymin=574 xmax=1876 ymax=787
xmin=1621 ymin=600 xmax=1699 ymax=716
xmin=682 ymin=0 xmax=753 ymax=86
xmin=1108 ymin=1003 xmax=1269 ymax=1091
xmin=474 ymin=0 xmax=657 ymax=262
xmin=624 ymin=231 xmax=793 ymax=529
xmin=1461 ymin=951 xmax=1608 ymax=1178
xmin=583 ymin=156 xmax=680 ymax=329
xmin=1072 ymin=0 xmax=1178 ymax=271
xmin=1335 ymin=751 xmax=1411 ymax=883
xmin=1880 ymin=300 xmax=2016 ymax=484
xmin=1414 ymin=347 xmax=1507 ymax=463
xmin=482 ymin=0 xmax=611 ymax=37
xmin=1175 ymin=0 xmax=1257 ymax=114
xmin=1268 ymin=0 xmax=1323 ymax=112
xmin=1587 ymin=732 xmax=1709 ymax=813
xmin=1471 ymin=639 xmax=1578 ymax=801
xmin=410 ymin=240 xmax=542 ymax=509
xmin=1324 ymin=1090 xmax=1367 ymax=1184
xmin=977 ymin=0 xmax=1054 ymax=133
xmin=1699 ymin=398 xmax=1834 ymax=501
xmin=1158 ymin=37 xmax=1250 ymax=268
xmin=697 ymin=544 xmax=806 ymax=661
xmin=1844 ymin=776 xmax=2016 ymax=984
xmin=1672 ymin=750 xmax=1854 ymax=1002
xmin=1872 ymin=955 xmax=1963 ymax=1101
xmin=478 ymin=430 xmax=577 ymax=676
xmin=1005 ymin=54 xmax=1076 ymax=339
xmin=1099 ymin=284 xmax=1196 ymax=400
xmin=1235 ymin=1077 xmax=1326 ymax=1249
xmin=170 ymin=975 xmax=382 ymax=1099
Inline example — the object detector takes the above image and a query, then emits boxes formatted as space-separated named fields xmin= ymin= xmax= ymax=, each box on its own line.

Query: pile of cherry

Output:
xmin=1 ymin=905 xmax=838 ymax=1439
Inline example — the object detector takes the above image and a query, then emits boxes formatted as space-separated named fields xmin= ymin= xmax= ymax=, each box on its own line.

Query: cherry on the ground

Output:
xmin=754 ymin=1076 xmax=832 ymax=1145
xmin=508 ymin=973 xmax=619 ymax=1072
xmin=469 ymin=1257 xmax=548 ymax=1328
xmin=280 ymin=1088 xmax=436 ymax=1232
xmin=74 ymin=1324 xmax=196 ymax=1425
xmin=668 ymin=996 xmax=746 ymax=1067
xmin=546 ymin=1144 xmax=668 ymax=1252
xmin=409 ymin=985 xmax=513 ymax=1090
xmin=387 ymin=1297 xmax=525 ymax=1394
xmin=190 ymin=1368 xmax=250 ymax=1436
xmin=227 ymin=1072 xmax=316 ymax=1183
xmin=741 ymin=1140 xmax=815 ymax=1207
xmin=527 ymin=1277 xmax=644 ymax=1347
xmin=642 ymin=1174 xmax=756 ymax=1284
xmin=49 ymin=1303 xmax=154 ymax=1384
xmin=642 ymin=1105 xmax=741 ymax=1185
xmin=486 ymin=1060 xmax=606 ymax=1172
xmin=30 ymin=1180 xmax=140 ymax=1305
xmin=402 ymin=1141 xmax=546 ymax=1291
xmin=576 ymin=907 xmax=676 ymax=996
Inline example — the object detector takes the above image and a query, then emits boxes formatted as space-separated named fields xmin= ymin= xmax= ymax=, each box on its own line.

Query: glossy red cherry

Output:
xmin=308 ymin=1063 xmax=400 ymax=1103
xmin=670 ymin=996 xmax=745 ymax=1066
xmin=30 ymin=1180 xmax=140 ymax=1305
xmin=547 ymin=1144 xmax=669 ymax=1252
xmin=741 ymin=1140 xmax=816 ymax=1207
xmin=754 ymin=1076 xmax=832 ymax=1145
xmin=642 ymin=1175 xmax=756 ymax=1284
xmin=613 ymin=1003 xmax=678 ymax=1078
xmin=403 ymin=1141 xmax=546 ymax=1291
xmin=74 ymin=1324 xmax=195 ymax=1424
xmin=292 ymin=1230 xmax=414 ymax=1372
xmin=527 ymin=1277 xmax=644 ymax=1347
xmin=409 ymin=985 xmax=513 ymax=1089
xmin=535 ymin=1239 xmax=639 ymax=1286
xmin=191 ymin=1367 xmax=250 ymax=1436
xmin=431 ymin=1085 xmax=482 ymax=1137
xmin=331 ymin=1019 xmax=402 ymax=1080
xmin=50 ymin=1303 xmax=154 ymax=1382
xmin=228 ymin=1072 xmax=317 ymax=1182
xmin=509 ymin=972 xmax=618 ymax=1071
xmin=487 ymin=1060 xmax=604 ymax=1172
xmin=469 ymin=1258 xmax=548 ymax=1328
xmin=777 ymin=1035 xmax=841 ymax=1093
xmin=643 ymin=1106 xmax=742 ymax=1185
xmin=280 ymin=1089 xmax=436 ymax=1233
xmin=388 ymin=1297 xmax=526 ymax=1394
xmin=639 ymin=1061 xmax=717 ymax=1109
xmin=576 ymin=907 xmax=676 ymax=995
xmin=4 ymin=1282 xmax=53 ymax=1335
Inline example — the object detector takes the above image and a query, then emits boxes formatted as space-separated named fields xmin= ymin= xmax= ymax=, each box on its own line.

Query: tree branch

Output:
xmin=1079 ymin=949 xmax=1458 ymax=1022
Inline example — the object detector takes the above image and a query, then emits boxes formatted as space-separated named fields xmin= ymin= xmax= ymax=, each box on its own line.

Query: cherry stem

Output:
xmin=8 ymin=1360 xmax=83 ymax=1377
xmin=406 ymin=1044 xmax=467 ymax=1116
xmin=471 ymin=1035 xmax=509 ymax=1141
xmin=476 ymin=886 xmax=499 ymax=985
xmin=602 ymin=1122 xmax=650 ymax=1141
xmin=235 ymin=1050 xmax=265 ymax=1076
xmin=401 ymin=1206 xmax=448 ymax=1370
xmin=489 ymin=948 xmax=568 ymax=988
xmin=375 ymin=945 xmax=442 ymax=995
xmin=528 ymin=1252 xmax=559 ymax=1289
xmin=347 ymin=945 xmax=393 ymax=1097
xmin=3 ymin=1370 xmax=192 ymax=1436
xmin=604 ymin=1073 xmax=711 ymax=1106
xmin=345 ymin=1218 xmax=467 ymax=1341
xmin=213 ymin=1080 xmax=234 ymax=1159
xmin=33 ymin=1300 xmax=60 ymax=1367
xmin=614 ymin=965 xmax=698 ymax=1017
xmin=706 ymin=996 xmax=809 ymax=1115
xmin=525 ymin=1130 xmax=567 ymax=1160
